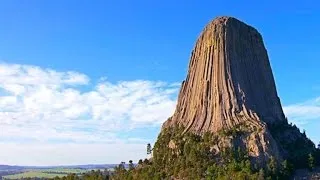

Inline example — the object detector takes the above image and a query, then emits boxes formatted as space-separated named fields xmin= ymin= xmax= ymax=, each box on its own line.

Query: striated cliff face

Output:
xmin=163 ymin=16 xmax=285 ymax=134
xmin=161 ymin=16 xmax=291 ymax=166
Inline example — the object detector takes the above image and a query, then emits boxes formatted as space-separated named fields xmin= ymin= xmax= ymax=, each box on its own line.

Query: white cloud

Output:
xmin=283 ymin=97 xmax=320 ymax=125
xmin=0 ymin=63 xmax=89 ymax=87
xmin=0 ymin=63 xmax=179 ymax=165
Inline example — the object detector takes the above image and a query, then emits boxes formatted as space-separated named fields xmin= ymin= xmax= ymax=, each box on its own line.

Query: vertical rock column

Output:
xmin=163 ymin=16 xmax=285 ymax=134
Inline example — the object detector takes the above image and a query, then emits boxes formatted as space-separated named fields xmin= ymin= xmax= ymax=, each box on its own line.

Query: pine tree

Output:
xmin=281 ymin=160 xmax=292 ymax=178
xmin=267 ymin=157 xmax=277 ymax=176
xmin=147 ymin=143 xmax=152 ymax=155
xmin=129 ymin=160 xmax=134 ymax=170
xmin=302 ymin=129 xmax=307 ymax=137
xmin=308 ymin=153 xmax=315 ymax=171
xmin=258 ymin=169 xmax=265 ymax=180
xmin=143 ymin=158 xmax=150 ymax=165
xmin=118 ymin=161 xmax=125 ymax=170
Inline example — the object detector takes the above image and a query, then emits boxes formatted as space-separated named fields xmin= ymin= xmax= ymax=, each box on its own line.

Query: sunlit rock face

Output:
xmin=164 ymin=16 xmax=285 ymax=133
xmin=162 ymin=16 xmax=287 ymax=166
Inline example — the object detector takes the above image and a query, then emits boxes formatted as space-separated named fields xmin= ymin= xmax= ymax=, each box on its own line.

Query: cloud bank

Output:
xmin=0 ymin=63 xmax=179 ymax=165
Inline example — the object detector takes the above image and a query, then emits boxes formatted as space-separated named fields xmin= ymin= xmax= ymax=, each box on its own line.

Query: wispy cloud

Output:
xmin=283 ymin=97 xmax=320 ymax=125
xmin=0 ymin=63 xmax=179 ymax=165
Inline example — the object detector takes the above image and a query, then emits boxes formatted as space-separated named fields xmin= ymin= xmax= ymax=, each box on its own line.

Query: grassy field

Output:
xmin=41 ymin=168 xmax=88 ymax=174
xmin=3 ymin=171 xmax=66 ymax=179
xmin=2 ymin=168 xmax=89 ymax=179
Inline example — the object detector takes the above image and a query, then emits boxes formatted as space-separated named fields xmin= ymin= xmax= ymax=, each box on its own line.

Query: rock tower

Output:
xmin=163 ymin=16 xmax=285 ymax=133
xmin=161 ymin=16 xmax=291 ymax=166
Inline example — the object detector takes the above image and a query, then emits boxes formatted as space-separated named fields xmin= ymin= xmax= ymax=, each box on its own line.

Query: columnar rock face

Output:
xmin=161 ymin=16 xmax=289 ymax=166
xmin=163 ymin=16 xmax=285 ymax=134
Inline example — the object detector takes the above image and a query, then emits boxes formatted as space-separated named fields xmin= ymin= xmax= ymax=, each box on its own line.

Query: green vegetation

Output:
xmin=110 ymin=126 xmax=277 ymax=179
xmin=316 ymin=142 xmax=320 ymax=167
xmin=146 ymin=143 xmax=152 ymax=155
xmin=128 ymin=160 xmax=134 ymax=171
xmin=3 ymin=171 xmax=67 ymax=179
xmin=308 ymin=153 xmax=315 ymax=171
xmin=268 ymin=121 xmax=317 ymax=169
xmin=217 ymin=122 xmax=251 ymax=137
xmin=51 ymin=169 xmax=111 ymax=180
xmin=112 ymin=121 xmax=320 ymax=180
xmin=41 ymin=168 xmax=88 ymax=174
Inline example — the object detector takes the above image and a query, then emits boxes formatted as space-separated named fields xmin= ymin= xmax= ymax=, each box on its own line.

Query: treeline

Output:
xmin=51 ymin=170 xmax=111 ymax=180
xmin=10 ymin=178 xmax=45 ymax=180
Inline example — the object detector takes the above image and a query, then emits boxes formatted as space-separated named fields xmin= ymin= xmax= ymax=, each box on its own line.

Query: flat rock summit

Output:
xmin=161 ymin=16 xmax=314 ymax=167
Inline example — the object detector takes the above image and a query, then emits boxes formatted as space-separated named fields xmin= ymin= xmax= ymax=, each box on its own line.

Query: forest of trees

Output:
xmin=111 ymin=123 xmax=320 ymax=180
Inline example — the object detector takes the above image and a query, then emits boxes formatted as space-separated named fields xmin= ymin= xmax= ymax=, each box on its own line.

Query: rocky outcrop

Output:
xmin=163 ymin=16 xmax=285 ymax=134
xmin=161 ymin=16 xmax=290 ymax=166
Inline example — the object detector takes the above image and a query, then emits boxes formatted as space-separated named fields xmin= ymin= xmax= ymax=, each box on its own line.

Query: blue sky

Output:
xmin=0 ymin=0 xmax=319 ymax=165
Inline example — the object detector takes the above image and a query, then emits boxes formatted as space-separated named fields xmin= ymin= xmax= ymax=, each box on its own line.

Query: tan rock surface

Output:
xmin=161 ymin=16 xmax=289 ymax=166
xmin=163 ymin=16 xmax=285 ymax=134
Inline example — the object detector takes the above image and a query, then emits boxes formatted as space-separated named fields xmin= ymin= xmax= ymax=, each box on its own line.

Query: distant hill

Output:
xmin=0 ymin=165 xmax=24 ymax=171
xmin=0 ymin=164 xmax=117 ymax=171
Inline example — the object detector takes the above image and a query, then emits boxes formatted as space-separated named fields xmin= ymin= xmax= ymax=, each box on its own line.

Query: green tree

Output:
xmin=113 ymin=162 xmax=128 ymax=180
xmin=258 ymin=169 xmax=265 ymax=180
xmin=120 ymin=161 xmax=126 ymax=169
xmin=147 ymin=143 xmax=152 ymax=155
xmin=308 ymin=153 xmax=315 ymax=171
xmin=143 ymin=158 xmax=150 ymax=165
xmin=267 ymin=156 xmax=277 ymax=176
xmin=129 ymin=160 xmax=134 ymax=170
xmin=281 ymin=160 xmax=292 ymax=178
xmin=66 ymin=173 xmax=78 ymax=180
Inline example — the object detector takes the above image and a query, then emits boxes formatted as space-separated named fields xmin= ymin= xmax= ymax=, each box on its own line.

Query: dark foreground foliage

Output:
xmin=268 ymin=120 xmax=317 ymax=169
xmin=112 ymin=123 xmax=319 ymax=180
